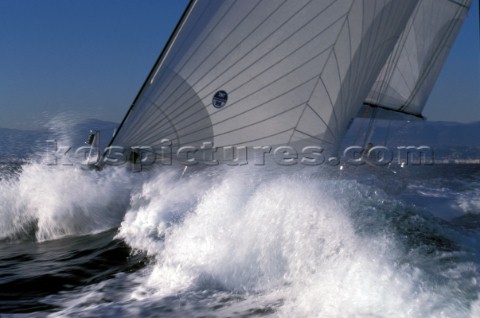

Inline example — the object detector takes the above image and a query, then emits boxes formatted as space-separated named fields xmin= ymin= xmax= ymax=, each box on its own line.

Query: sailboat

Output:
xmin=90 ymin=0 xmax=472 ymax=169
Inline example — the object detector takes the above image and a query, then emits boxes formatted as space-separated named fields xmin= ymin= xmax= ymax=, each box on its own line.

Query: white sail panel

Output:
xmin=365 ymin=0 xmax=472 ymax=117
xmin=110 ymin=0 xmax=419 ymax=157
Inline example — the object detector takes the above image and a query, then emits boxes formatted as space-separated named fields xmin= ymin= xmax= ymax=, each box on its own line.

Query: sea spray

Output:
xmin=0 ymin=163 xmax=134 ymax=241
xmin=0 ymin=126 xmax=477 ymax=316
xmin=115 ymin=166 xmax=472 ymax=317
xmin=116 ymin=167 xmax=208 ymax=257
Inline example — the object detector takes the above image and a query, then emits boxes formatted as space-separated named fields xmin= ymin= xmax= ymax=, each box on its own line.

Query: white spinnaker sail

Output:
xmin=365 ymin=0 xmax=472 ymax=117
xmin=109 ymin=0 xmax=419 ymax=156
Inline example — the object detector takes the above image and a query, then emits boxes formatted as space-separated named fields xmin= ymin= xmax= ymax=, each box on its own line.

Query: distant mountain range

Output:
xmin=344 ymin=119 xmax=480 ymax=160
xmin=345 ymin=120 xmax=480 ymax=147
xmin=0 ymin=127 xmax=50 ymax=161
xmin=0 ymin=119 xmax=478 ymax=161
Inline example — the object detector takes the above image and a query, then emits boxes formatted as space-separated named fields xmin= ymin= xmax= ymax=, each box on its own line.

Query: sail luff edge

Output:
xmin=106 ymin=0 xmax=196 ymax=149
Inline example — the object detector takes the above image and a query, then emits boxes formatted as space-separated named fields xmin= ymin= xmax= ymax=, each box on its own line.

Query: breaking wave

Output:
xmin=0 ymin=163 xmax=134 ymax=242
xmin=108 ymin=166 xmax=477 ymax=317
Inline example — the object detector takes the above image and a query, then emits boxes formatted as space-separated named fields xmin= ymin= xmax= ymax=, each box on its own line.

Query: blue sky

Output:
xmin=0 ymin=0 xmax=478 ymax=130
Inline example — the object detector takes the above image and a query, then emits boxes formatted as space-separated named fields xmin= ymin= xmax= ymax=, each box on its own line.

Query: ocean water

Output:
xmin=0 ymin=145 xmax=479 ymax=317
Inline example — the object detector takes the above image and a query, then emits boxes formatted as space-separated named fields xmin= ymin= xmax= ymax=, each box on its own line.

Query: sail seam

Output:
xmin=288 ymin=104 xmax=309 ymax=145
xmin=115 ymin=2 xmax=212 ymax=141
xmin=167 ymin=0 xmax=236 ymax=76
xmin=157 ymin=0 xmax=342 ymax=120
xmin=149 ymin=42 xmax=335 ymax=140
xmin=143 ymin=1 xmax=237 ymax=111
xmin=229 ymin=128 xmax=294 ymax=147
xmin=400 ymin=3 xmax=468 ymax=111
xmin=319 ymin=77 xmax=340 ymax=139
xmin=306 ymin=102 xmax=338 ymax=143
xmin=150 ymin=0 xmax=199 ymax=84
xmin=156 ymin=0 xmax=263 ymax=106
xmin=292 ymin=129 xmax=335 ymax=145
xmin=179 ymin=103 xmax=306 ymax=146
xmin=150 ymin=75 xmax=321 ymax=143
xmin=153 ymin=127 xmax=294 ymax=148
xmin=174 ymin=7 xmax=349 ymax=148
xmin=157 ymin=0 xmax=290 ymax=110
xmin=332 ymin=48 xmax=344 ymax=139
xmin=108 ymin=0 xmax=438 ymax=160
xmin=446 ymin=0 xmax=470 ymax=8
xmin=153 ymin=2 xmax=349 ymax=146
xmin=313 ymin=6 xmax=352 ymax=140
xmin=334 ymin=0 xmax=355 ymax=135
xmin=106 ymin=0 xmax=198 ymax=147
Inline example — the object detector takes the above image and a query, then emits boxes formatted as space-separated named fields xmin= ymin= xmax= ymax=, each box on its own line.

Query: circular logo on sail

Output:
xmin=212 ymin=90 xmax=228 ymax=109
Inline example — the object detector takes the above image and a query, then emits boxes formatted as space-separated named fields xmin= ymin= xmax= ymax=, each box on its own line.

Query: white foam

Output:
xmin=116 ymin=167 xmax=475 ymax=316
xmin=457 ymin=187 xmax=480 ymax=215
xmin=0 ymin=113 xmax=144 ymax=241
xmin=0 ymin=163 xmax=134 ymax=241
xmin=471 ymin=296 xmax=480 ymax=318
